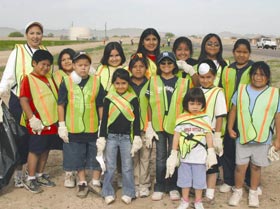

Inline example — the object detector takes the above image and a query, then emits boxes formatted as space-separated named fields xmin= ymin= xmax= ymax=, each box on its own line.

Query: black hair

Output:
xmin=197 ymin=59 xmax=217 ymax=75
xmin=172 ymin=36 xmax=194 ymax=57
xmin=128 ymin=53 xmax=148 ymax=71
xmin=183 ymin=88 xmax=206 ymax=112
xmin=198 ymin=33 xmax=227 ymax=69
xmin=233 ymin=38 xmax=251 ymax=53
xmin=112 ymin=68 xmax=130 ymax=84
xmin=57 ymin=48 xmax=75 ymax=70
xmin=249 ymin=61 xmax=270 ymax=85
xmin=156 ymin=58 xmax=179 ymax=75
xmin=100 ymin=42 xmax=126 ymax=65
xmin=136 ymin=28 xmax=161 ymax=57
xmin=32 ymin=50 xmax=53 ymax=66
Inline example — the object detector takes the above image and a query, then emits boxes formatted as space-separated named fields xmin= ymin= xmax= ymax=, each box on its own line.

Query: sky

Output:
xmin=0 ymin=0 xmax=279 ymax=36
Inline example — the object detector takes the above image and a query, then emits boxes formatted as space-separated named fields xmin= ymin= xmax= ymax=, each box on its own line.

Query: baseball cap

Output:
xmin=73 ymin=51 xmax=92 ymax=63
xmin=157 ymin=51 xmax=176 ymax=64
xmin=25 ymin=21 xmax=43 ymax=33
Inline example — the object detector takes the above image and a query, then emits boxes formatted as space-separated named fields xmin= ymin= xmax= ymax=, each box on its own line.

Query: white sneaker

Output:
xmin=177 ymin=199 xmax=189 ymax=209
xmin=105 ymin=196 xmax=115 ymax=205
xmin=139 ymin=187 xmax=150 ymax=197
xmin=257 ymin=186 xmax=262 ymax=196
xmin=194 ymin=202 xmax=205 ymax=209
xmin=169 ymin=190 xmax=180 ymax=201
xmin=64 ymin=172 xmax=76 ymax=188
xmin=135 ymin=187 xmax=140 ymax=198
xmin=14 ymin=176 xmax=24 ymax=188
xmin=228 ymin=187 xmax=243 ymax=206
xmin=248 ymin=189 xmax=259 ymax=208
xmin=121 ymin=195 xmax=132 ymax=204
xmin=151 ymin=191 xmax=164 ymax=201
xmin=219 ymin=183 xmax=232 ymax=193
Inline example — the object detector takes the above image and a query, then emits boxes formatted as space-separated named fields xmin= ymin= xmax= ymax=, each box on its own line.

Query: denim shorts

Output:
xmin=63 ymin=140 xmax=101 ymax=171
xmin=29 ymin=134 xmax=57 ymax=154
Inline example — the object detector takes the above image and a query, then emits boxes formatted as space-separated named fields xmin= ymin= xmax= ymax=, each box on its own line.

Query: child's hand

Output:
xmin=206 ymin=148 xmax=217 ymax=170
xmin=165 ymin=150 xmax=178 ymax=178
xmin=268 ymin=145 xmax=280 ymax=162
xmin=58 ymin=121 xmax=69 ymax=143
xmin=29 ymin=115 xmax=44 ymax=134
xmin=96 ymin=137 xmax=106 ymax=154
xmin=228 ymin=129 xmax=237 ymax=139
xmin=130 ymin=136 xmax=143 ymax=157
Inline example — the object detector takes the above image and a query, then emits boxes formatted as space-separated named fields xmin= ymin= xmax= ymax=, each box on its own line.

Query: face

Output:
xmin=26 ymin=26 xmax=43 ymax=49
xmin=199 ymin=71 xmax=216 ymax=88
xmin=32 ymin=60 xmax=51 ymax=76
xmin=188 ymin=101 xmax=203 ymax=114
xmin=73 ymin=59 xmax=90 ymax=79
xmin=233 ymin=44 xmax=250 ymax=66
xmin=205 ymin=36 xmax=220 ymax=59
xmin=60 ymin=53 xmax=73 ymax=73
xmin=108 ymin=49 xmax=122 ymax=67
xmin=175 ymin=42 xmax=191 ymax=61
xmin=131 ymin=60 xmax=147 ymax=79
xmin=250 ymin=69 xmax=269 ymax=90
xmin=113 ymin=77 xmax=129 ymax=95
xmin=159 ymin=59 xmax=174 ymax=76
xmin=143 ymin=34 xmax=158 ymax=54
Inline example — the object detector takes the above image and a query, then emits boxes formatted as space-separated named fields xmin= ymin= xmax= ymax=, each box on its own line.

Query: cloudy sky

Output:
xmin=0 ymin=0 xmax=279 ymax=36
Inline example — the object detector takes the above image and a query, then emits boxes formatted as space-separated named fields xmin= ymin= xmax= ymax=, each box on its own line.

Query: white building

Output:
xmin=69 ymin=27 xmax=92 ymax=40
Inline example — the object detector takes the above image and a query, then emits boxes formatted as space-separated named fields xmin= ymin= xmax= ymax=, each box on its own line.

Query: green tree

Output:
xmin=165 ymin=32 xmax=175 ymax=38
xmin=8 ymin=31 xmax=24 ymax=37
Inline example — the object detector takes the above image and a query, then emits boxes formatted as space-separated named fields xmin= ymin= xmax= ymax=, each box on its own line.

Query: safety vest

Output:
xmin=64 ymin=75 xmax=100 ymax=133
xmin=176 ymin=113 xmax=212 ymax=158
xmin=53 ymin=70 xmax=67 ymax=86
xmin=221 ymin=66 xmax=251 ymax=110
xmin=237 ymin=84 xmax=279 ymax=144
xmin=204 ymin=87 xmax=224 ymax=123
xmin=15 ymin=44 xmax=47 ymax=96
xmin=214 ymin=60 xmax=229 ymax=87
xmin=149 ymin=76 xmax=189 ymax=134
xmin=146 ymin=58 xmax=157 ymax=79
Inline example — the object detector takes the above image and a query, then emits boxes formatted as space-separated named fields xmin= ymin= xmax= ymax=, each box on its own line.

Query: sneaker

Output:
xmin=64 ymin=172 xmax=76 ymax=188
xmin=170 ymin=190 xmax=180 ymax=201
xmin=257 ymin=186 xmax=262 ymax=196
xmin=151 ymin=191 xmax=164 ymax=201
xmin=105 ymin=195 xmax=115 ymax=205
xmin=248 ymin=189 xmax=259 ymax=208
xmin=177 ymin=199 xmax=189 ymax=209
xmin=117 ymin=173 xmax=122 ymax=188
xmin=121 ymin=195 xmax=132 ymax=204
xmin=194 ymin=202 xmax=205 ymax=209
xmin=14 ymin=176 xmax=24 ymax=188
xmin=88 ymin=181 xmax=101 ymax=195
xmin=76 ymin=183 xmax=89 ymax=198
xmin=228 ymin=188 xmax=243 ymax=206
xmin=203 ymin=197 xmax=215 ymax=205
xmin=23 ymin=179 xmax=43 ymax=194
xmin=219 ymin=183 xmax=232 ymax=193
xmin=139 ymin=187 xmax=150 ymax=198
xmin=37 ymin=175 xmax=56 ymax=187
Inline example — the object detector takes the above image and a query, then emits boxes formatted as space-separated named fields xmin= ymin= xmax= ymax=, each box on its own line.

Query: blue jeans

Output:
xmin=154 ymin=131 xmax=178 ymax=192
xmin=101 ymin=133 xmax=135 ymax=198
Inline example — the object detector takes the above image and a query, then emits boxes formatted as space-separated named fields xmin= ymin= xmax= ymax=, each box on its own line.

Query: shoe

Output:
xmin=177 ymin=199 xmax=189 ymax=209
xmin=151 ymin=191 xmax=164 ymax=201
xmin=248 ymin=189 xmax=259 ymax=208
xmin=23 ymin=179 xmax=43 ymax=194
xmin=169 ymin=190 xmax=180 ymax=201
xmin=121 ymin=195 xmax=132 ymax=204
xmin=219 ymin=183 xmax=232 ymax=193
xmin=76 ymin=183 xmax=89 ymax=198
xmin=88 ymin=181 xmax=101 ymax=195
xmin=14 ymin=176 xmax=24 ymax=188
xmin=194 ymin=201 xmax=205 ymax=209
xmin=117 ymin=173 xmax=122 ymax=188
xmin=105 ymin=195 xmax=115 ymax=205
xmin=135 ymin=187 xmax=139 ymax=198
xmin=139 ymin=187 xmax=150 ymax=198
xmin=228 ymin=187 xmax=243 ymax=206
xmin=64 ymin=172 xmax=76 ymax=188
xmin=37 ymin=175 xmax=56 ymax=187
xmin=203 ymin=197 xmax=215 ymax=205
xmin=257 ymin=186 xmax=262 ymax=196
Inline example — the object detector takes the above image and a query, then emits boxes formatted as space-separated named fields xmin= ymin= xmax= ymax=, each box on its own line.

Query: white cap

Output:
xmin=198 ymin=63 xmax=211 ymax=75
xmin=25 ymin=21 xmax=43 ymax=33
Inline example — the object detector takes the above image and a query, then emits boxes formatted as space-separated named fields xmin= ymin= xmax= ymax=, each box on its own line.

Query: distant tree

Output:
xmin=47 ymin=33 xmax=54 ymax=37
xmin=165 ymin=32 xmax=175 ymax=38
xmin=8 ymin=31 xmax=24 ymax=37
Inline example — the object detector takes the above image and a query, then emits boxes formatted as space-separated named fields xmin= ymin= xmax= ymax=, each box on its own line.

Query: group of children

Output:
xmin=1 ymin=23 xmax=279 ymax=209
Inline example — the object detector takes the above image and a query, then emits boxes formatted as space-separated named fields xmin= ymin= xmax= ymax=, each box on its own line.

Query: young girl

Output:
xmin=97 ymin=68 xmax=142 ymax=205
xmin=147 ymin=52 xmax=189 ymax=201
xmin=172 ymin=36 xmax=199 ymax=87
xmin=220 ymin=39 xmax=254 ymax=193
xmin=227 ymin=61 xmax=280 ymax=208
xmin=136 ymin=28 xmax=161 ymax=78
xmin=198 ymin=33 xmax=228 ymax=86
xmin=165 ymin=87 xmax=217 ymax=209
xmin=96 ymin=41 xmax=126 ymax=93
xmin=128 ymin=53 xmax=152 ymax=197
xmin=197 ymin=59 xmax=227 ymax=204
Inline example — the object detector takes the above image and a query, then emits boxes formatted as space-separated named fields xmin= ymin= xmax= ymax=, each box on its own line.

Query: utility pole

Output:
xmin=105 ymin=22 xmax=107 ymax=40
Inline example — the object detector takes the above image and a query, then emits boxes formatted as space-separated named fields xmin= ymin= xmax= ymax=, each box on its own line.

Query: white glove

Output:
xmin=58 ymin=121 xmax=69 ymax=143
xmin=145 ymin=122 xmax=159 ymax=148
xmin=213 ymin=132 xmax=223 ymax=157
xmin=96 ymin=137 xmax=106 ymax=155
xmin=176 ymin=60 xmax=195 ymax=76
xmin=0 ymin=87 xmax=10 ymax=98
xmin=70 ymin=71 xmax=82 ymax=84
xmin=130 ymin=136 xmax=143 ymax=157
xmin=206 ymin=148 xmax=217 ymax=170
xmin=268 ymin=146 xmax=280 ymax=162
xmin=144 ymin=135 xmax=152 ymax=149
xmin=96 ymin=154 xmax=106 ymax=175
xmin=29 ymin=115 xmax=44 ymax=135
xmin=165 ymin=150 xmax=178 ymax=178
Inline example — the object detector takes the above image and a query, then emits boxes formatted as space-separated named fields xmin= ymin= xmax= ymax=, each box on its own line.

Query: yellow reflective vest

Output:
xmin=53 ymin=70 xmax=67 ymax=87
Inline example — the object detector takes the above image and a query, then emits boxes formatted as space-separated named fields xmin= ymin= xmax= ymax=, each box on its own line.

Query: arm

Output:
xmin=205 ymin=132 xmax=214 ymax=148
xmin=227 ymin=105 xmax=237 ymax=138
xmin=172 ymin=131 xmax=180 ymax=150
xmin=274 ymin=112 xmax=280 ymax=151
xmin=57 ymin=104 xmax=65 ymax=122
xmin=20 ymin=97 xmax=33 ymax=119
xmin=190 ymin=73 xmax=200 ymax=87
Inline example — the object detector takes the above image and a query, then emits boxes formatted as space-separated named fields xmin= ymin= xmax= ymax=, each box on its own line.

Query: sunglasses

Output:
xmin=160 ymin=61 xmax=173 ymax=65
xmin=206 ymin=42 xmax=220 ymax=47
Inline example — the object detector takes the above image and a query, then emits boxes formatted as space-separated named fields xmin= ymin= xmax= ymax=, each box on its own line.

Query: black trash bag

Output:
xmin=0 ymin=102 xmax=22 ymax=190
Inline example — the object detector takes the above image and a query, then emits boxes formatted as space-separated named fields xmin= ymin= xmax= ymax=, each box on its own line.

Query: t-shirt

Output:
xmin=130 ymin=78 xmax=148 ymax=96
